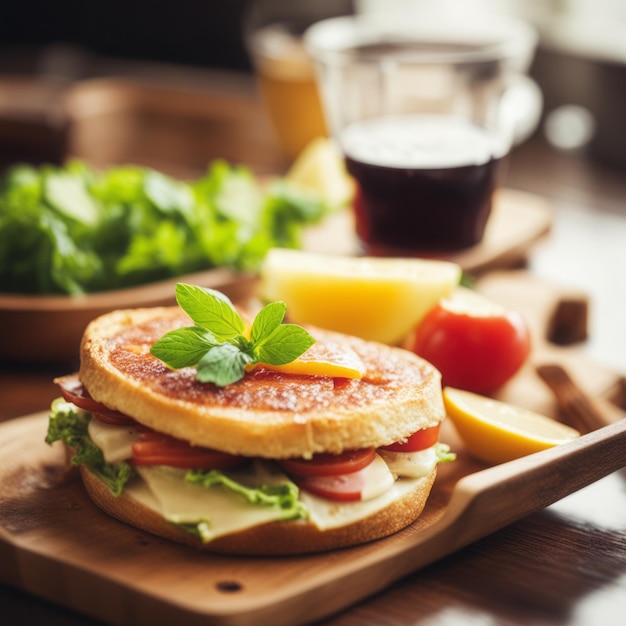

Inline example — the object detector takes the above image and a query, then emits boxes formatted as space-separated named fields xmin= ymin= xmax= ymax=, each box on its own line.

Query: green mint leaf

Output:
xmin=175 ymin=283 xmax=245 ymax=340
xmin=250 ymin=301 xmax=286 ymax=344
xmin=196 ymin=343 xmax=254 ymax=386
xmin=150 ymin=326 xmax=217 ymax=369
xmin=255 ymin=324 xmax=316 ymax=365
xmin=149 ymin=284 xmax=317 ymax=387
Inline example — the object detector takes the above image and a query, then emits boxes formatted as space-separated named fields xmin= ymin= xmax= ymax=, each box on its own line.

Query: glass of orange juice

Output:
xmin=244 ymin=1 xmax=351 ymax=162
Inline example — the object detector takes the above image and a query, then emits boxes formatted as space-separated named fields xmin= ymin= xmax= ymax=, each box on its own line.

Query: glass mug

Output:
xmin=305 ymin=12 xmax=542 ymax=254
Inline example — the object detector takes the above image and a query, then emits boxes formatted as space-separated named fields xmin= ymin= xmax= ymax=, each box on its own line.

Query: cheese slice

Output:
xmin=250 ymin=339 xmax=365 ymax=379
xmin=132 ymin=463 xmax=295 ymax=541
xmin=88 ymin=418 xmax=141 ymax=464
xmin=300 ymin=475 xmax=431 ymax=531
xmin=359 ymin=453 xmax=395 ymax=500
xmin=378 ymin=446 xmax=440 ymax=478
xmin=86 ymin=418 xmax=439 ymax=539
xmin=129 ymin=462 xmax=432 ymax=536
xmin=299 ymin=449 xmax=438 ymax=530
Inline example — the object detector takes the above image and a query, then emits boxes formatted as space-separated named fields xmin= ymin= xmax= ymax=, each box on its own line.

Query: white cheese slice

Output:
xmin=87 ymin=421 xmax=438 ymax=538
xmin=132 ymin=463 xmax=299 ymax=541
xmin=360 ymin=453 xmax=396 ymax=500
xmin=300 ymin=475 xmax=431 ymax=531
xmin=128 ymin=462 xmax=431 ymax=536
xmin=88 ymin=419 xmax=141 ymax=464
xmin=378 ymin=446 xmax=439 ymax=478
xmin=301 ymin=449 xmax=438 ymax=530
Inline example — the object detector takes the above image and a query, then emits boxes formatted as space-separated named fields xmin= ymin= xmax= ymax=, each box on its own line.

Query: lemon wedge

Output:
xmin=260 ymin=248 xmax=461 ymax=345
xmin=285 ymin=137 xmax=354 ymax=208
xmin=443 ymin=387 xmax=580 ymax=465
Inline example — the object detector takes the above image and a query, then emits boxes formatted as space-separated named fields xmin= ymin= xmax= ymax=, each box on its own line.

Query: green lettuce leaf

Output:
xmin=45 ymin=398 xmax=132 ymax=496
xmin=435 ymin=442 xmax=457 ymax=464
xmin=0 ymin=159 xmax=333 ymax=295
xmin=45 ymin=398 xmax=307 ymax=535
xmin=186 ymin=467 xmax=307 ymax=519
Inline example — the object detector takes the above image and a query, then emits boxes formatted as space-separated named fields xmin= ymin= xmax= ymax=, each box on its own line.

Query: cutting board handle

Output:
xmin=397 ymin=418 xmax=626 ymax=574
xmin=443 ymin=418 xmax=625 ymax=545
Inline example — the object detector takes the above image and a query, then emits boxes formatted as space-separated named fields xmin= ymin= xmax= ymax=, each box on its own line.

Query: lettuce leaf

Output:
xmin=183 ymin=465 xmax=307 ymax=542
xmin=45 ymin=398 xmax=307 ymax=534
xmin=186 ymin=467 xmax=307 ymax=519
xmin=435 ymin=442 xmax=457 ymax=464
xmin=0 ymin=159 xmax=332 ymax=295
xmin=45 ymin=398 xmax=132 ymax=496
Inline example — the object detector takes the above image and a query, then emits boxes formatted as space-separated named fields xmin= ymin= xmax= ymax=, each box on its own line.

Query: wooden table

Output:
xmin=1 ymin=63 xmax=625 ymax=626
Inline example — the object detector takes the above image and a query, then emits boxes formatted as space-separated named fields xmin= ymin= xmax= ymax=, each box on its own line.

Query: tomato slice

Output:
xmin=380 ymin=424 xmax=440 ymax=453
xmin=57 ymin=375 xmax=104 ymax=412
xmin=293 ymin=471 xmax=366 ymax=502
xmin=57 ymin=375 xmax=137 ymax=425
xmin=131 ymin=431 xmax=245 ymax=470
xmin=92 ymin=411 xmax=140 ymax=427
xmin=277 ymin=448 xmax=376 ymax=478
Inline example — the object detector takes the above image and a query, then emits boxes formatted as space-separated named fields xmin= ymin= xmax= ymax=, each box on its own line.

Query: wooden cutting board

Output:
xmin=478 ymin=270 xmax=624 ymax=417
xmin=1 ymin=416 xmax=624 ymax=626
xmin=1 ymin=272 xmax=624 ymax=626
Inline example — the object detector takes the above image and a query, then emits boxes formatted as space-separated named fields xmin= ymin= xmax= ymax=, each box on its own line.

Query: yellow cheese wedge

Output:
xmin=260 ymin=248 xmax=461 ymax=345
xmin=250 ymin=337 xmax=365 ymax=379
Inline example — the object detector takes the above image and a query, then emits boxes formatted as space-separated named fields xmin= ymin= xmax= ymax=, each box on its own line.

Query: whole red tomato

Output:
xmin=411 ymin=288 xmax=531 ymax=393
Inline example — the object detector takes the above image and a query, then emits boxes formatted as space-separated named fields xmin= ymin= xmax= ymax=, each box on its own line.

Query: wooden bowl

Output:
xmin=0 ymin=268 xmax=258 ymax=364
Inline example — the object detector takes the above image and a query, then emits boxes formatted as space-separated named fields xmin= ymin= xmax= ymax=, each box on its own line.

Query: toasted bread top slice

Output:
xmin=79 ymin=306 xmax=444 ymax=459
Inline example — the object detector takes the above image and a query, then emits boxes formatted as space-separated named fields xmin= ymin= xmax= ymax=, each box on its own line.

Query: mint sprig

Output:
xmin=150 ymin=283 xmax=316 ymax=386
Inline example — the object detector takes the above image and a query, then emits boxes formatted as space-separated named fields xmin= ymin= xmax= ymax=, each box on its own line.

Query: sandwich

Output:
xmin=46 ymin=284 xmax=454 ymax=555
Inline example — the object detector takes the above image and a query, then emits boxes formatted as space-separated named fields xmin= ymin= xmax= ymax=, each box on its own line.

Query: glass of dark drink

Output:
xmin=305 ymin=11 xmax=541 ymax=254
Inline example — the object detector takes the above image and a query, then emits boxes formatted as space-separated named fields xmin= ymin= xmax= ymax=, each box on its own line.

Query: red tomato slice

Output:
xmin=57 ymin=375 xmax=137 ymax=425
xmin=277 ymin=448 xmax=376 ymax=478
xmin=380 ymin=424 xmax=440 ymax=452
xmin=131 ymin=431 xmax=245 ymax=470
xmin=57 ymin=375 xmax=104 ymax=412
xmin=293 ymin=470 xmax=366 ymax=502
xmin=92 ymin=411 xmax=140 ymax=427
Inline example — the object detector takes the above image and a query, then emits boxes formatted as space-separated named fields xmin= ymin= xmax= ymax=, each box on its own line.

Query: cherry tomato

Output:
xmin=291 ymin=470 xmax=367 ymax=501
xmin=411 ymin=289 xmax=531 ymax=394
xmin=131 ymin=431 xmax=245 ymax=470
xmin=57 ymin=375 xmax=137 ymax=425
xmin=380 ymin=424 xmax=440 ymax=452
xmin=277 ymin=448 xmax=376 ymax=478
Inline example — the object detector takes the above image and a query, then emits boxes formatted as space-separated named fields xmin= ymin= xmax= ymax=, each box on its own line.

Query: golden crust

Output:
xmin=78 ymin=306 xmax=444 ymax=459
xmin=80 ymin=465 xmax=436 ymax=555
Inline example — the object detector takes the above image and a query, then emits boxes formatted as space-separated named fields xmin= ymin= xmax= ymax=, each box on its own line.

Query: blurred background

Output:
xmin=1 ymin=0 xmax=626 ymax=173
xmin=0 ymin=1 xmax=625 ymax=383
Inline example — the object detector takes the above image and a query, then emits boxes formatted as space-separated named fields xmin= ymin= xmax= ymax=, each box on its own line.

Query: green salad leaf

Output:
xmin=435 ymin=443 xmax=457 ymax=464
xmin=45 ymin=398 xmax=132 ymax=496
xmin=0 ymin=159 xmax=332 ymax=295
xmin=150 ymin=283 xmax=316 ymax=386
xmin=186 ymin=468 xmax=306 ymax=516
